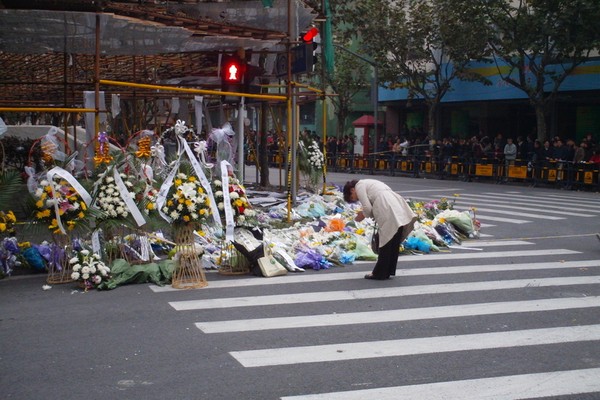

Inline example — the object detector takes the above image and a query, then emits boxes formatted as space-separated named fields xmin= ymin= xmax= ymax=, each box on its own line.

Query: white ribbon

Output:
xmin=179 ymin=136 xmax=221 ymax=227
xmin=156 ymin=147 xmax=183 ymax=224
xmin=151 ymin=144 xmax=167 ymax=167
xmin=220 ymin=160 xmax=235 ymax=242
xmin=25 ymin=166 xmax=38 ymax=194
xmin=92 ymin=230 xmax=101 ymax=255
xmin=0 ymin=116 xmax=7 ymax=137
xmin=47 ymin=166 xmax=92 ymax=234
xmin=193 ymin=141 xmax=214 ymax=168
xmin=113 ymin=168 xmax=146 ymax=227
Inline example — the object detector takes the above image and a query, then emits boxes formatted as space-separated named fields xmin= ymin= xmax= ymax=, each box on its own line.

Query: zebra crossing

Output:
xmin=152 ymin=190 xmax=600 ymax=399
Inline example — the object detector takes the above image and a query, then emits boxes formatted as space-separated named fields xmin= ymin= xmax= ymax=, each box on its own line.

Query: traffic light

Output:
xmin=300 ymin=27 xmax=320 ymax=73
xmin=221 ymin=54 xmax=246 ymax=93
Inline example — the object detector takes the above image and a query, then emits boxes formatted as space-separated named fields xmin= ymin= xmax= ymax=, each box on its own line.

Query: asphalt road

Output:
xmin=1 ymin=170 xmax=600 ymax=400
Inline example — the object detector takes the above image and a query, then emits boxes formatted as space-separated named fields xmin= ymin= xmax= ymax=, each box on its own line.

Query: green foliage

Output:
xmin=333 ymin=0 xmax=489 ymax=137
xmin=479 ymin=0 xmax=600 ymax=140
xmin=0 ymin=169 xmax=22 ymax=212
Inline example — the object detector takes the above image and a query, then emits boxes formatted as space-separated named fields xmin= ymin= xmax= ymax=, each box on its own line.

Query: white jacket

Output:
xmin=355 ymin=179 xmax=417 ymax=247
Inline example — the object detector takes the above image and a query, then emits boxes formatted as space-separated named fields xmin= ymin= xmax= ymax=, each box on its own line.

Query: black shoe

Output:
xmin=364 ymin=274 xmax=388 ymax=280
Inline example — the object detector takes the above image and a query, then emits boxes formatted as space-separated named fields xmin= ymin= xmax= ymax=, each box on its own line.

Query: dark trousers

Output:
xmin=371 ymin=227 xmax=403 ymax=279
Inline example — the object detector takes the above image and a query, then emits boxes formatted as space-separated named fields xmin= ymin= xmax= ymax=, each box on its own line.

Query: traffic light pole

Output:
xmin=237 ymin=97 xmax=245 ymax=182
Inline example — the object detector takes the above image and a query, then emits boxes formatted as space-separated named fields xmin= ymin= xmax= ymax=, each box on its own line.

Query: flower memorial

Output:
xmin=93 ymin=169 xmax=136 ymax=221
xmin=69 ymin=249 xmax=111 ymax=290
xmin=213 ymin=177 xmax=257 ymax=227
xmin=298 ymin=138 xmax=325 ymax=190
xmin=162 ymin=172 xmax=212 ymax=224
xmin=0 ymin=210 xmax=17 ymax=236
xmin=32 ymin=176 xmax=88 ymax=233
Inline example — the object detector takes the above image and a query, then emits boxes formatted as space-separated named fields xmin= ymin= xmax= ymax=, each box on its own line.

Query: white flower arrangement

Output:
xmin=212 ymin=176 xmax=256 ymax=226
xmin=162 ymin=172 xmax=211 ymax=224
xmin=70 ymin=249 xmax=111 ymax=290
xmin=298 ymin=138 xmax=325 ymax=190
xmin=93 ymin=170 xmax=136 ymax=221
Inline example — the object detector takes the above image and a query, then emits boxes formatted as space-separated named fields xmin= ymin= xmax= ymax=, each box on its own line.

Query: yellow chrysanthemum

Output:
xmin=178 ymin=198 xmax=184 ymax=204
xmin=185 ymin=199 xmax=193 ymax=206
xmin=174 ymin=179 xmax=182 ymax=186
xmin=18 ymin=242 xmax=31 ymax=248
xmin=167 ymin=200 xmax=174 ymax=207
xmin=355 ymin=228 xmax=365 ymax=235
xmin=195 ymin=230 xmax=205 ymax=237
xmin=182 ymin=215 xmax=190 ymax=222
xmin=438 ymin=217 xmax=446 ymax=224
xmin=7 ymin=211 xmax=16 ymax=222
xmin=199 ymin=209 xmax=206 ymax=215
xmin=0 ymin=223 xmax=6 ymax=232
xmin=188 ymin=176 xmax=196 ymax=182
xmin=35 ymin=199 xmax=44 ymax=208
xmin=80 ymin=202 xmax=87 ymax=211
xmin=146 ymin=203 xmax=155 ymax=210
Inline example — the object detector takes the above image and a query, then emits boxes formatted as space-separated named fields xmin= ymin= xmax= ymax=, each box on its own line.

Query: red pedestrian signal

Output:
xmin=221 ymin=55 xmax=246 ymax=84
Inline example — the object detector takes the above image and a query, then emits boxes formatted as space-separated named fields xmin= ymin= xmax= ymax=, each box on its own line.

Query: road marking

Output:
xmin=440 ymin=196 xmax=596 ymax=217
xmin=230 ymin=324 xmax=600 ymax=367
xmin=476 ymin=192 xmax=600 ymax=211
xmin=169 ymin=275 xmax=600 ymax=310
xmin=459 ymin=240 xmax=533 ymax=247
xmin=455 ymin=205 xmax=564 ymax=220
xmin=196 ymin=295 xmax=600 ymax=333
xmin=151 ymin=250 xmax=583 ymax=293
xmin=152 ymin=259 xmax=600 ymax=292
xmin=472 ymin=214 xmax=530 ymax=223
xmin=280 ymin=368 xmax=600 ymax=400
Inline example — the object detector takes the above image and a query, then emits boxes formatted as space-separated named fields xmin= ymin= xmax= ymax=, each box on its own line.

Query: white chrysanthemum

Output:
xmin=72 ymin=202 xmax=80 ymax=210
xmin=191 ymin=212 xmax=198 ymax=220
xmin=217 ymin=202 xmax=224 ymax=210
xmin=106 ymin=187 xmax=115 ymax=195
xmin=72 ymin=264 xmax=81 ymax=271
xmin=170 ymin=210 xmax=180 ymax=219
xmin=177 ymin=173 xmax=187 ymax=179
xmin=215 ymin=190 xmax=223 ymax=197
xmin=237 ymin=215 xmax=246 ymax=223
xmin=229 ymin=192 xmax=239 ymax=200
xmin=81 ymin=266 xmax=90 ymax=274
xmin=214 ymin=180 xmax=222 ymax=187
xmin=244 ymin=209 xmax=256 ymax=217
xmin=80 ymin=249 xmax=89 ymax=256
xmin=187 ymin=203 xmax=197 ymax=212
xmin=177 ymin=204 xmax=183 ymax=211
xmin=162 ymin=207 xmax=169 ymax=213
xmin=45 ymin=199 xmax=57 ymax=207
xmin=106 ymin=177 xmax=115 ymax=183
xmin=71 ymin=272 xmax=80 ymax=280
xmin=93 ymin=275 xmax=102 ymax=284
xmin=89 ymin=266 xmax=97 ymax=274
xmin=35 ymin=188 xmax=44 ymax=198
xmin=82 ymin=273 xmax=90 ymax=280
xmin=69 ymin=256 xmax=79 ymax=264
xmin=116 ymin=206 xmax=125 ymax=215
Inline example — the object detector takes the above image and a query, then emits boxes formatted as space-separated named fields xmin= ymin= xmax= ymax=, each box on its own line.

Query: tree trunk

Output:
xmin=427 ymin=101 xmax=438 ymax=139
xmin=534 ymin=103 xmax=547 ymax=142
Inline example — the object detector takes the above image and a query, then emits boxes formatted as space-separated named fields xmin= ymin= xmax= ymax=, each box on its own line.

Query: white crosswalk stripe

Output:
xmin=280 ymin=368 xmax=600 ymax=400
xmin=156 ymin=190 xmax=600 ymax=399
xmin=196 ymin=295 xmax=600 ymax=333
xmin=230 ymin=324 xmax=600 ymax=367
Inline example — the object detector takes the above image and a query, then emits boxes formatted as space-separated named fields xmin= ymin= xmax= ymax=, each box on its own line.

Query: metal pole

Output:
xmin=237 ymin=97 xmax=245 ymax=182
